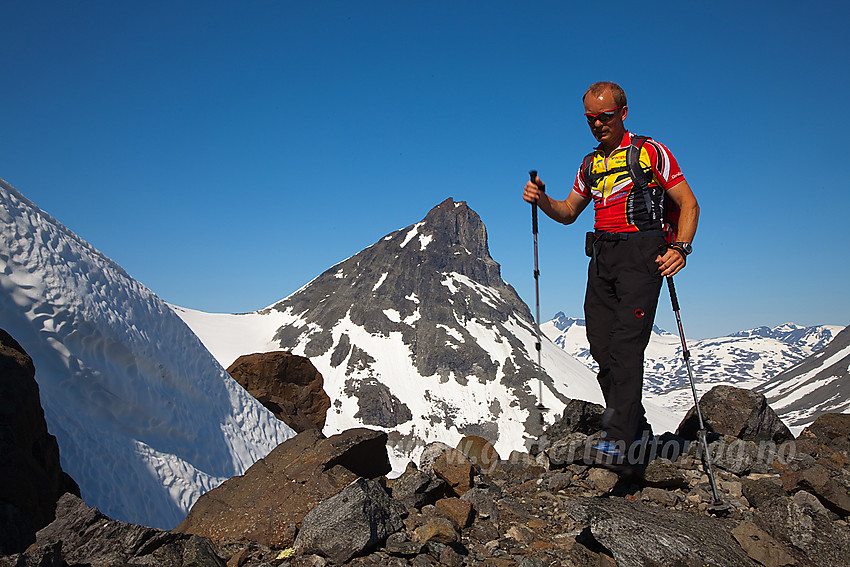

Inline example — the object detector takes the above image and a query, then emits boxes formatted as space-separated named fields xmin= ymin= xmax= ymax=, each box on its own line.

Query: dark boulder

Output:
xmin=742 ymin=477 xmax=787 ymax=509
xmin=545 ymin=432 xmax=590 ymax=469
xmin=293 ymin=477 xmax=405 ymax=564
xmin=677 ymin=385 xmax=793 ymax=444
xmin=803 ymin=412 xmax=850 ymax=443
xmin=781 ymin=463 xmax=850 ymax=517
xmin=226 ymin=351 xmax=331 ymax=432
xmin=535 ymin=399 xmax=605 ymax=454
xmin=642 ymin=458 xmax=688 ymax=490
xmin=0 ymin=329 xmax=79 ymax=555
xmin=388 ymin=462 xmax=448 ymax=511
xmin=174 ymin=428 xmax=390 ymax=548
xmin=796 ymin=412 xmax=850 ymax=458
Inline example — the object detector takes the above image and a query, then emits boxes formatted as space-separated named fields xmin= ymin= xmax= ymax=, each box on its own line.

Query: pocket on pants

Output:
xmin=636 ymin=239 xmax=668 ymax=276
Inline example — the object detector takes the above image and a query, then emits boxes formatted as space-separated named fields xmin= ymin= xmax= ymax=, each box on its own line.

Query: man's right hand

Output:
xmin=523 ymin=177 xmax=591 ymax=226
xmin=523 ymin=175 xmax=545 ymax=204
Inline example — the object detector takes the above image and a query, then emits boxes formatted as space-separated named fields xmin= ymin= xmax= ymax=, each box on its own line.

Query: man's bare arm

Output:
xmin=523 ymin=176 xmax=591 ymax=225
xmin=656 ymin=179 xmax=700 ymax=277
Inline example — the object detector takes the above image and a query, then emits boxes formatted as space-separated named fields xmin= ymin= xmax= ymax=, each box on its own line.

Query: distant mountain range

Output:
xmin=542 ymin=313 xmax=845 ymax=431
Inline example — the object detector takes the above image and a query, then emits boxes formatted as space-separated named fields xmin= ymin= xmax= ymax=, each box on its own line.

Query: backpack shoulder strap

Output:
xmin=626 ymin=135 xmax=662 ymax=225
xmin=581 ymin=150 xmax=598 ymax=191
xmin=626 ymin=135 xmax=652 ymax=191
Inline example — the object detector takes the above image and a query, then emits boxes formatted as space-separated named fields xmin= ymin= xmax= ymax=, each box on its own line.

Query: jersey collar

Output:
xmin=595 ymin=131 xmax=632 ymax=154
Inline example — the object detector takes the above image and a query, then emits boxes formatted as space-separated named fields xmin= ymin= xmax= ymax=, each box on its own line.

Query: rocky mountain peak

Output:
xmin=234 ymin=198 xmax=601 ymax=468
xmin=419 ymin=198 xmax=492 ymax=267
xmin=269 ymin=197 xmax=533 ymax=381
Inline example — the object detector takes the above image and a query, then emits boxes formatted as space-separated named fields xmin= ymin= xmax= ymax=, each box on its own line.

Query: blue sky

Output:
xmin=2 ymin=1 xmax=848 ymax=339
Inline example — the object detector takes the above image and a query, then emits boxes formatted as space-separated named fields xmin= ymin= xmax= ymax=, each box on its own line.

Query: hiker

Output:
xmin=522 ymin=81 xmax=700 ymax=469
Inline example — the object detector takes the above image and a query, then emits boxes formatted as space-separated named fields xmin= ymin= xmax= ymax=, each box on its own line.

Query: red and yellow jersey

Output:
xmin=573 ymin=132 xmax=685 ymax=234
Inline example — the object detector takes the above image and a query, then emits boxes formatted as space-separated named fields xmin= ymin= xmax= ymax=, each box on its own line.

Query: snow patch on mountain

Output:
xmin=0 ymin=177 xmax=294 ymax=529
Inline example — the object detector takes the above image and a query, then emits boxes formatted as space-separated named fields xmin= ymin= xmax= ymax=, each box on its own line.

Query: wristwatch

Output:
xmin=672 ymin=242 xmax=692 ymax=256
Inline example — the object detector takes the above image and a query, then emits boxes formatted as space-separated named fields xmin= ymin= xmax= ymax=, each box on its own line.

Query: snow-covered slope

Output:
xmin=176 ymin=199 xmax=679 ymax=472
xmin=543 ymin=313 xmax=842 ymax=423
xmin=758 ymin=325 xmax=850 ymax=432
xmin=0 ymin=177 xmax=294 ymax=529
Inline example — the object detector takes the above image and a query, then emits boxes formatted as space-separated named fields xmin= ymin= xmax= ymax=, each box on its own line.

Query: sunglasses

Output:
xmin=585 ymin=107 xmax=622 ymax=123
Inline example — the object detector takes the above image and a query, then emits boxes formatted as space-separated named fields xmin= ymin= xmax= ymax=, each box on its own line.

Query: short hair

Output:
xmin=583 ymin=82 xmax=627 ymax=108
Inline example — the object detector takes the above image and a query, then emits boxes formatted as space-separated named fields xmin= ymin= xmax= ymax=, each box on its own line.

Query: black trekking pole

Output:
xmin=529 ymin=171 xmax=547 ymax=420
xmin=666 ymin=276 xmax=728 ymax=513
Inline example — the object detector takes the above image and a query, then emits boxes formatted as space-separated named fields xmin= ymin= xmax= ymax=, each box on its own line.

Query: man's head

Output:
xmin=583 ymin=81 xmax=628 ymax=151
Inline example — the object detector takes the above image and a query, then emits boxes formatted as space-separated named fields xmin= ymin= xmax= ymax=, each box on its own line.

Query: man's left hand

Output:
xmin=656 ymin=248 xmax=686 ymax=277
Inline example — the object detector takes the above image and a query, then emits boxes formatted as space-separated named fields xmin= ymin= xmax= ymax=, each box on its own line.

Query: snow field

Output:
xmin=0 ymin=179 xmax=294 ymax=529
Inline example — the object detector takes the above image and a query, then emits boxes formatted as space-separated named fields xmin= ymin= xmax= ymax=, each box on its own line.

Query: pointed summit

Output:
xmin=268 ymin=197 xmax=534 ymax=382
xmin=418 ymin=198 xmax=497 ymax=279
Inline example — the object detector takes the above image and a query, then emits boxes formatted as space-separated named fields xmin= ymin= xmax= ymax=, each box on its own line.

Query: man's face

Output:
xmin=583 ymin=89 xmax=627 ymax=148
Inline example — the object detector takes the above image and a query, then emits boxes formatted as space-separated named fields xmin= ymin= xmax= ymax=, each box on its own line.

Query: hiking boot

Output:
xmin=588 ymin=440 xmax=649 ymax=479
xmin=588 ymin=441 xmax=626 ymax=466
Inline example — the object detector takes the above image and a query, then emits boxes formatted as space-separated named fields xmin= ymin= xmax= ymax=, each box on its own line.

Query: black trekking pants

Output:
xmin=584 ymin=235 xmax=665 ymax=446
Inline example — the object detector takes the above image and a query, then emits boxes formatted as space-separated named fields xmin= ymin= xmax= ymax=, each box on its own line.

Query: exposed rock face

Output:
xmin=174 ymin=428 xmax=391 ymax=549
xmin=226 ymin=351 xmax=331 ymax=432
xmin=0 ymin=329 xmax=79 ymax=555
xmin=14 ymin=493 xmax=224 ymax=567
xmin=677 ymin=385 xmax=794 ymax=443
xmin=270 ymin=199 xmax=527 ymax=380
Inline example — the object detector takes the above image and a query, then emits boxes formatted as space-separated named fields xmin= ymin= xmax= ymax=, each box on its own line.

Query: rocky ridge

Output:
xmin=8 ymin=385 xmax=849 ymax=567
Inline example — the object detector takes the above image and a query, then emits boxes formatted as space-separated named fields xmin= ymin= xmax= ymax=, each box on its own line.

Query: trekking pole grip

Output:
xmin=529 ymin=170 xmax=539 ymax=235
xmin=666 ymin=276 xmax=680 ymax=312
